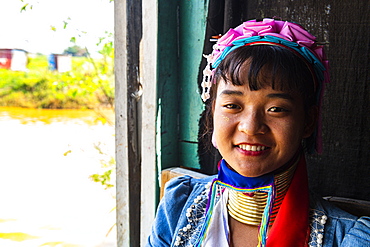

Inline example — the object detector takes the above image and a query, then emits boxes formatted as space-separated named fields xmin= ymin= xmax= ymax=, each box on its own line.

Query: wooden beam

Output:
xmin=140 ymin=0 xmax=158 ymax=245
xmin=157 ymin=0 xmax=180 ymax=170
xmin=115 ymin=0 xmax=142 ymax=246
xmin=178 ymin=0 xmax=208 ymax=169
xmin=114 ymin=0 xmax=130 ymax=245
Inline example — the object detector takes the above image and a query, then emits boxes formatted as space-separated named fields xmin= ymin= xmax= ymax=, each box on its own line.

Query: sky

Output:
xmin=0 ymin=0 xmax=114 ymax=55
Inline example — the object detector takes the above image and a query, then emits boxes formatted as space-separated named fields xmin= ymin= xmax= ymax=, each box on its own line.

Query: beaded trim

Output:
xmin=174 ymin=182 xmax=216 ymax=247
xmin=308 ymin=209 xmax=327 ymax=247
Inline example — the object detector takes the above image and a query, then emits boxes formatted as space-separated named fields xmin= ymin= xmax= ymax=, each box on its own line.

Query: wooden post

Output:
xmin=156 ymin=0 xmax=181 ymax=171
xmin=140 ymin=0 xmax=158 ymax=245
xmin=115 ymin=0 xmax=143 ymax=246
xmin=114 ymin=0 xmax=130 ymax=246
xmin=178 ymin=0 xmax=208 ymax=169
xmin=114 ymin=0 xmax=130 ymax=245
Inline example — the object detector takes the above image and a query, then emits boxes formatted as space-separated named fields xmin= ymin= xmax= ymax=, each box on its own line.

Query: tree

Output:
xmin=63 ymin=45 xmax=88 ymax=57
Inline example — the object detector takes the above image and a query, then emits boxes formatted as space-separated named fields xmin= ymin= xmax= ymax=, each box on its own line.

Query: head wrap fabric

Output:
xmin=201 ymin=18 xmax=330 ymax=154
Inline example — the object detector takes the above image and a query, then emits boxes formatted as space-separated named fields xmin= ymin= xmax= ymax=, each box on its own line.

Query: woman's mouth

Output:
xmin=238 ymin=144 xmax=269 ymax=152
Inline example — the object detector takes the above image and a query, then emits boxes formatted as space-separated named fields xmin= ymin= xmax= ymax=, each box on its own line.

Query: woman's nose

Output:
xmin=237 ymin=112 xmax=268 ymax=135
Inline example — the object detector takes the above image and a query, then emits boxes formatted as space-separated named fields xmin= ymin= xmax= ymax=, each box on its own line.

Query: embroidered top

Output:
xmin=146 ymin=175 xmax=370 ymax=247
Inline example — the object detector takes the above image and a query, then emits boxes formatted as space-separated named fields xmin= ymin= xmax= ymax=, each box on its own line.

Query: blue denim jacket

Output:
xmin=146 ymin=175 xmax=370 ymax=247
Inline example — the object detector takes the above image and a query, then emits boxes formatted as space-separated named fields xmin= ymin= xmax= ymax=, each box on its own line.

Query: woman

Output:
xmin=146 ymin=19 xmax=370 ymax=247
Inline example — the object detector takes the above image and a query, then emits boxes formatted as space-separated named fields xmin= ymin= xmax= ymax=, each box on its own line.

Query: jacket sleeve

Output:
xmin=340 ymin=216 xmax=370 ymax=246
xmin=146 ymin=176 xmax=193 ymax=247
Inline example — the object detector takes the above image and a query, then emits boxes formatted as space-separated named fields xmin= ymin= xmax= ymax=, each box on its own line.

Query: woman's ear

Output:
xmin=303 ymin=106 xmax=318 ymax=138
xmin=211 ymin=101 xmax=218 ymax=149
xmin=211 ymin=131 xmax=218 ymax=149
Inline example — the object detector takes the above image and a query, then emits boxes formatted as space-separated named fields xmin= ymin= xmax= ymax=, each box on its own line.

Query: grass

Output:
xmin=0 ymin=55 xmax=114 ymax=109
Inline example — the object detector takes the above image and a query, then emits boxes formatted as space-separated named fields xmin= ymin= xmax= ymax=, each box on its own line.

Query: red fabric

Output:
xmin=266 ymin=155 xmax=310 ymax=246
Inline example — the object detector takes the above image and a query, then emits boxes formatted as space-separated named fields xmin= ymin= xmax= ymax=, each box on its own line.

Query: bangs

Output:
xmin=213 ymin=45 xmax=315 ymax=104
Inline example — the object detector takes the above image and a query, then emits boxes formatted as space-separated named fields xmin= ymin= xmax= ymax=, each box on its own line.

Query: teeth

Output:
xmin=239 ymin=144 xmax=267 ymax=151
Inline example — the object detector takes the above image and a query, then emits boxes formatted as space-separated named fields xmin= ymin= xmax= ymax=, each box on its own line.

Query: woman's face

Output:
xmin=212 ymin=79 xmax=314 ymax=177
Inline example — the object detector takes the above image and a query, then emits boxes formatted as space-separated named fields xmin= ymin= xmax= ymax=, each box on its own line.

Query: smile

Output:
xmin=238 ymin=144 xmax=268 ymax=152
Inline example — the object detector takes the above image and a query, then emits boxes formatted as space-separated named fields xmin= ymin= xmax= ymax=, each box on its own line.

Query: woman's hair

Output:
xmin=203 ymin=45 xmax=317 ymax=151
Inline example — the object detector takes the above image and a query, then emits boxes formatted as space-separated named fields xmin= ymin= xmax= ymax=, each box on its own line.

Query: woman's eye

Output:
xmin=268 ymin=107 xmax=288 ymax=112
xmin=224 ymin=104 xmax=240 ymax=109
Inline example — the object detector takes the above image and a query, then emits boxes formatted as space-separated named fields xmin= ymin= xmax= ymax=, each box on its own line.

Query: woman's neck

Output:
xmin=226 ymin=154 xmax=299 ymax=227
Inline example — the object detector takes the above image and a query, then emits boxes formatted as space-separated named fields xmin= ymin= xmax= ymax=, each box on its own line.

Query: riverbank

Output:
xmin=0 ymin=55 xmax=114 ymax=109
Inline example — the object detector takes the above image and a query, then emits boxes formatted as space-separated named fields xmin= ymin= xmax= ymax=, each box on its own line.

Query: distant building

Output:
xmin=48 ymin=54 xmax=72 ymax=73
xmin=0 ymin=49 xmax=28 ymax=71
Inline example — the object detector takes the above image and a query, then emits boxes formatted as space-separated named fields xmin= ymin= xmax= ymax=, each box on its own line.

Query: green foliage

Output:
xmin=20 ymin=1 xmax=33 ymax=12
xmin=90 ymin=169 xmax=114 ymax=190
xmin=18 ymin=1 xmax=116 ymax=194
xmin=0 ymin=53 xmax=114 ymax=109
xmin=89 ymin=142 xmax=115 ymax=190
xmin=64 ymin=45 xmax=88 ymax=57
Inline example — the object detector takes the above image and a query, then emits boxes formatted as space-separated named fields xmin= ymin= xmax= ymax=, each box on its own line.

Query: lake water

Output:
xmin=0 ymin=107 xmax=116 ymax=247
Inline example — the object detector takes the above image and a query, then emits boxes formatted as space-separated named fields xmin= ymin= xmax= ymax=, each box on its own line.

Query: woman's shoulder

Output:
xmin=160 ymin=175 xmax=216 ymax=208
xmin=310 ymin=193 xmax=370 ymax=246
xmin=164 ymin=174 xmax=216 ymax=193
xmin=146 ymin=175 xmax=216 ymax=246
xmin=160 ymin=174 xmax=216 ymax=213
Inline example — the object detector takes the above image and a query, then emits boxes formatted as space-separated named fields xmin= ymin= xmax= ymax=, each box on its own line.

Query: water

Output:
xmin=0 ymin=107 xmax=116 ymax=247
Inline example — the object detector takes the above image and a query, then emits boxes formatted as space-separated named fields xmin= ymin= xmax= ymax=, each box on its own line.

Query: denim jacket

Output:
xmin=146 ymin=175 xmax=370 ymax=247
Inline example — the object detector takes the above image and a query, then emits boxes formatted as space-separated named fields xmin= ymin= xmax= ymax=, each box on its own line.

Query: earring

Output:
xmin=212 ymin=131 xmax=218 ymax=149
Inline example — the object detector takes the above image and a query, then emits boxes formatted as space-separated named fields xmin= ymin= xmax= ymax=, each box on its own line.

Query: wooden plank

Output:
xmin=157 ymin=0 xmax=180 ymax=170
xmin=126 ymin=0 xmax=142 ymax=246
xmin=140 ymin=0 xmax=158 ymax=245
xmin=178 ymin=0 xmax=208 ymax=169
xmin=114 ymin=0 xmax=130 ymax=246
xmin=115 ymin=0 xmax=142 ymax=246
xmin=324 ymin=196 xmax=370 ymax=217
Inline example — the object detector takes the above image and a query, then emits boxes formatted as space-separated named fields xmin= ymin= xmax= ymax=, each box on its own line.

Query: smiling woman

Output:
xmin=209 ymin=43 xmax=317 ymax=179
xmin=213 ymin=82 xmax=309 ymax=178
xmin=146 ymin=18 xmax=370 ymax=247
